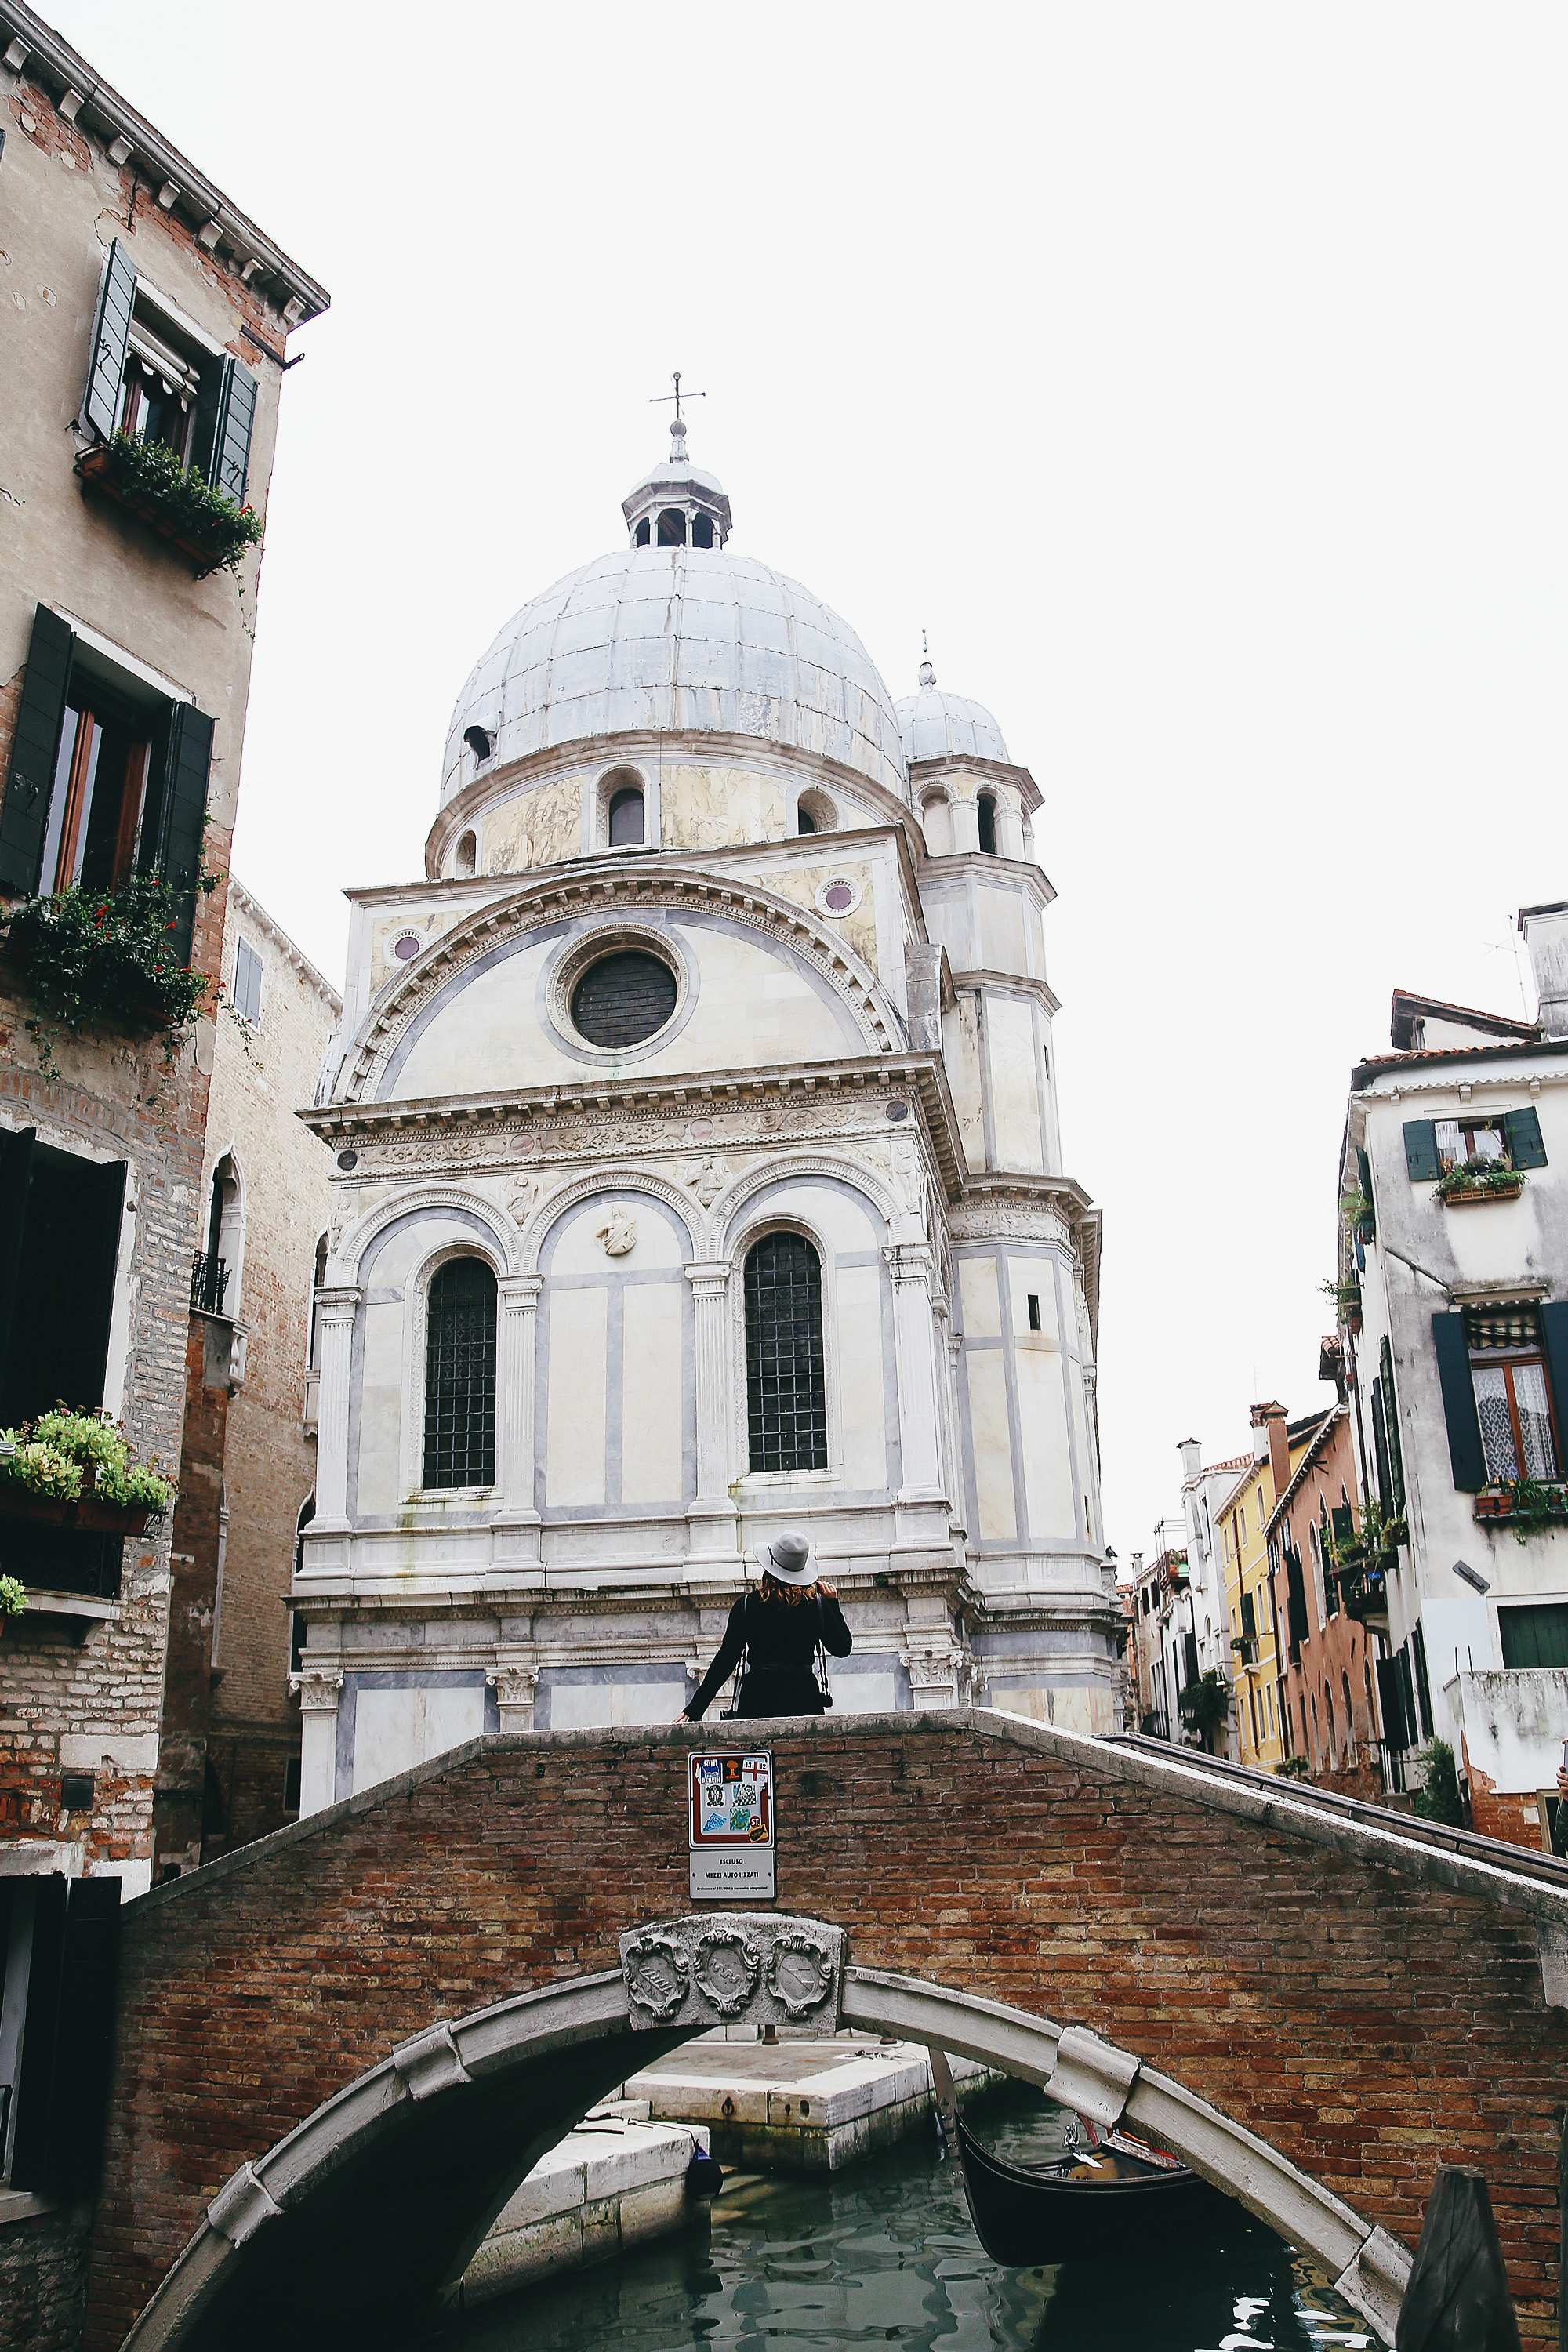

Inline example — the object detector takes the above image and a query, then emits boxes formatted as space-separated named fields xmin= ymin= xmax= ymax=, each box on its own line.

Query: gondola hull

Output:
xmin=953 ymin=2113 xmax=1232 ymax=2267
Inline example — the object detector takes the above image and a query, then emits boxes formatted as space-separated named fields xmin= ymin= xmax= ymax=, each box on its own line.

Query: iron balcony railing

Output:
xmin=190 ymin=1250 xmax=230 ymax=1316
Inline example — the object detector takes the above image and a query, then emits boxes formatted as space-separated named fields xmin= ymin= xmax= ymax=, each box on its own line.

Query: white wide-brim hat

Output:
xmin=753 ymin=1530 xmax=818 ymax=1588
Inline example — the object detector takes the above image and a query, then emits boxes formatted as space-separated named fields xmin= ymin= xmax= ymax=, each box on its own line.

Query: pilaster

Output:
xmin=311 ymin=1287 xmax=361 ymax=1531
xmin=293 ymin=1668 xmax=343 ymax=1817
xmin=685 ymin=1261 xmax=740 ymax=1561
xmin=884 ymin=1243 xmax=943 ymax=1503
xmin=495 ymin=1276 xmax=543 ymax=1547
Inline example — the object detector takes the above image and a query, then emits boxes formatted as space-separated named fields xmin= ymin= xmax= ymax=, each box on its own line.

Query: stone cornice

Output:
xmin=918 ymin=855 xmax=1058 ymax=908
xmin=906 ymin=751 xmax=1044 ymax=814
xmin=948 ymin=965 xmax=1063 ymax=1017
xmin=301 ymin=1049 xmax=971 ymax=1204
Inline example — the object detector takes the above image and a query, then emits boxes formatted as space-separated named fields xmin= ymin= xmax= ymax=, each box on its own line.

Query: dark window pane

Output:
xmin=608 ymin=788 xmax=644 ymax=848
xmin=571 ymin=949 xmax=675 ymax=1048
xmin=423 ymin=1258 xmax=496 ymax=1490
xmin=743 ymin=1232 xmax=828 ymax=1473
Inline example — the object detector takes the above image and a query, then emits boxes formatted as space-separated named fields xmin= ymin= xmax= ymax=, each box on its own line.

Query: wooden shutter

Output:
xmin=1503 ymin=1107 xmax=1548 ymax=1169
xmin=9 ymin=1874 xmax=68 ymax=2192
xmin=1331 ymin=1502 xmax=1355 ymax=1547
xmin=1371 ymin=1377 xmax=1392 ymax=1510
xmin=1397 ymin=1650 xmax=1419 ymax=1752
xmin=83 ymin=238 xmax=136 ymax=443
xmin=1356 ymin=1145 xmax=1376 ymax=1238
xmin=1432 ymin=1311 xmax=1486 ymax=1491
xmin=56 ymin=1159 xmax=127 ymax=1413
xmin=1240 ymin=1587 xmax=1257 ymax=1642
xmin=1542 ymin=1303 xmax=1568 ymax=1458
xmin=1182 ymin=1629 xmax=1199 ymax=1689
xmin=0 ymin=605 xmax=74 ymax=894
xmin=1411 ymin=1622 xmax=1433 ymax=1740
xmin=0 ymin=1125 xmax=34 ymax=1408
xmin=1285 ymin=1549 xmax=1309 ymax=1647
xmin=1403 ymin=1120 xmax=1440 ymax=1181
xmin=158 ymin=705 xmax=214 ymax=963
xmin=1379 ymin=1336 xmax=1406 ymax=1508
xmin=42 ymin=1878 xmax=122 ymax=2194
xmin=191 ymin=354 xmax=258 ymax=503
xmin=1375 ymin=1653 xmax=1408 ymax=1751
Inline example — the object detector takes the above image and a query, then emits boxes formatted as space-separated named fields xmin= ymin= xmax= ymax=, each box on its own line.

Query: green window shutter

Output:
xmin=1375 ymin=1653 xmax=1408 ymax=1750
xmin=1503 ymin=1107 xmax=1547 ymax=1170
xmin=1541 ymin=1302 xmax=1568 ymax=1461
xmin=0 ymin=604 xmax=74 ymax=894
xmin=0 ymin=1125 xmax=36 ymax=1410
xmin=191 ymin=355 xmax=258 ymax=503
xmin=1371 ymin=1377 xmax=1392 ymax=1511
xmin=1432 ymin=1310 xmax=1485 ymax=1491
xmin=158 ymin=706 xmax=215 ymax=964
xmin=1331 ymin=1502 xmax=1355 ymax=1547
xmin=1356 ymin=1145 xmax=1376 ymax=1237
xmin=9 ymin=1873 xmax=68 ymax=2191
xmin=1379 ymin=1336 xmax=1405 ymax=1508
xmin=1403 ymin=1119 xmax=1440 ymax=1181
xmin=1499 ymin=1602 xmax=1568 ymax=1670
xmin=42 ymin=1878 xmax=122 ymax=2195
xmin=83 ymin=238 xmax=136 ymax=442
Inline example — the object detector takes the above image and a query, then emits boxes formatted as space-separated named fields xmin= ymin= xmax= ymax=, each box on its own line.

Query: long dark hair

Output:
xmin=759 ymin=1572 xmax=837 ymax=1606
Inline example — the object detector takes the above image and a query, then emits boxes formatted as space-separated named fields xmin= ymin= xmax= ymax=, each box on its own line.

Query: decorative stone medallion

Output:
xmin=766 ymin=1928 xmax=838 ymax=2021
xmin=619 ymin=1914 xmax=845 ymax=2034
xmin=622 ymin=1929 xmax=690 ymax=2024
xmin=596 ymin=1208 xmax=637 ymax=1257
xmin=692 ymin=1927 xmax=760 ymax=2017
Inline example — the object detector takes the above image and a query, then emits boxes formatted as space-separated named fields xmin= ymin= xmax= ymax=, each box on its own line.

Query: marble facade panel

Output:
xmin=965 ymin=1352 xmax=1016 ymax=1541
xmin=622 ymin=1283 xmax=684 ymax=1505
xmin=545 ymin=1288 xmax=608 ymax=1507
xmin=987 ymin=995 xmax=1044 ymax=1174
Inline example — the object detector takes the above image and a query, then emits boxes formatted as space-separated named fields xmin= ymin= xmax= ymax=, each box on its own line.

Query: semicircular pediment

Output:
xmin=331 ymin=864 xmax=901 ymax=1109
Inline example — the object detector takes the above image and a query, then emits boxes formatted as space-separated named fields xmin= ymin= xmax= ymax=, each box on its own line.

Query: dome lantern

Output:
xmin=622 ymin=393 xmax=732 ymax=552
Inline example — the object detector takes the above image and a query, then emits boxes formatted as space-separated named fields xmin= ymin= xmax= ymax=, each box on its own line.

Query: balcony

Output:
xmin=190 ymin=1251 xmax=230 ymax=1316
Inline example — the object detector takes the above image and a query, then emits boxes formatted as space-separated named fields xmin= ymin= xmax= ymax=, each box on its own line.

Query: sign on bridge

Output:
xmin=689 ymin=1749 xmax=775 ymax=1899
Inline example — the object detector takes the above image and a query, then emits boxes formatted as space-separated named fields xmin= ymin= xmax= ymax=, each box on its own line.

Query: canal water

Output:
xmin=456 ymin=2079 xmax=1374 ymax=2352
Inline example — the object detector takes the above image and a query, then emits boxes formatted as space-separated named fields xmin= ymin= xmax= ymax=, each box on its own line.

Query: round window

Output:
xmin=822 ymin=883 xmax=855 ymax=913
xmin=391 ymin=931 xmax=423 ymax=961
xmin=570 ymin=949 xmax=677 ymax=1049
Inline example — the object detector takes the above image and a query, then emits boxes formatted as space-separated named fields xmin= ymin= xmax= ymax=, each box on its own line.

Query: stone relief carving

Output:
xmin=686 ymin=1155 xmax=731 ymax=1208
xmin=619 ymin=1914 xmax=844 ymax=2034
xmin=507 ymin=1174 xmax=539 ymax=1222
xmin=596 ymin=1209 xmax=638 ymax=1257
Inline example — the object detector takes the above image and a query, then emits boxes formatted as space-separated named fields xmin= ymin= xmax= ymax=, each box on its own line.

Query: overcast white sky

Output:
xmin=52 ymin=2 xmax=1568 ymax=1559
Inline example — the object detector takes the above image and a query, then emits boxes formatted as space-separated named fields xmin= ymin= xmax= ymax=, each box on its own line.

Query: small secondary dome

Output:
xmin=443 ymin=546 xmax=909 ymax=804
xmin=896 ymin=652 xmax=1011 ymax=768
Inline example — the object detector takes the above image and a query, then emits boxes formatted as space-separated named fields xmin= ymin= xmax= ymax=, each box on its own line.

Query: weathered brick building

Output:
xmin=0 ymin=0 xmax=325 ymax=2255
xmin=155 ymin=880 xmax=338 ymax=1875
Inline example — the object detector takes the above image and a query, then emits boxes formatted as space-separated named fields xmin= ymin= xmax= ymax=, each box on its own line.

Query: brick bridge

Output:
xmin=82 ymin=1714 xmax=1568 ymax=2350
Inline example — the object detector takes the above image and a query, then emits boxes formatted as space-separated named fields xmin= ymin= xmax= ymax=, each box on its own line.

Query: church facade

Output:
xmin=292 ymin=424 xmax=1115 ymax=1811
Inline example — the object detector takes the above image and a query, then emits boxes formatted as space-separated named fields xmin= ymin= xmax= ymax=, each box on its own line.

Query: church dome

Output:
xmin=442 ymin=546 xmax=910 ymax=807
xmin=896 ymin=658 xmax=1011 ymax=768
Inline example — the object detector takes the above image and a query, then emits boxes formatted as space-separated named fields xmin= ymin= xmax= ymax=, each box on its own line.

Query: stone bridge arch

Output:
xmin=84 ymin=1715 xmax=1568 ymax=2350
xmin=123 ymin=1923 xmax=1415 ymax=2352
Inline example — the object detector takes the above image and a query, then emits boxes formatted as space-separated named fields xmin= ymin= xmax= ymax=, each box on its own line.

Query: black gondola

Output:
xmin=928 ymin=2046 xmax=1232 ymax=2267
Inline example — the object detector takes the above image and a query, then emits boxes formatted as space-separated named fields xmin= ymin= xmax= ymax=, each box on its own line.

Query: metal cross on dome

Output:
xmin=651 ymin=371 xmax=706 ymax=426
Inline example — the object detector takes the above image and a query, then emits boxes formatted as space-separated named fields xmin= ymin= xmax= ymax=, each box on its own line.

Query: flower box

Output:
xmin=1475 ymin=1485 xmax=1568 ymax=1523
xmin=1441 ymin=1177 xmax=1524 ymax=1207
xmin=0 ymin=1490 xmax=157 ymax=1537
xmin=76 ymin=438 xmax=262 ymax=578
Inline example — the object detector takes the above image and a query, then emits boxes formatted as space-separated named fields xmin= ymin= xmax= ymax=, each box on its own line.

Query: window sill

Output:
xmin=406 ymin=1489 xmax=499 ymax=1508
xmin=0 ymin=2188 xmax=58 ymax=2228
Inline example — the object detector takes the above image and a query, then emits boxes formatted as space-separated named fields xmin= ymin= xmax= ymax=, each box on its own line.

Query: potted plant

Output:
xmin=1319 ymin=1275 xmax=1363 ymax=1332
xmin=0 ymin=1408 xmax=176 ymax=1535
xmin=1434 ymin=1156 xmax=1525 ymax=1207
xmin=77 ymin=430 xmax=263 ymax=577
xmin=0 ymin=873 xmax=217 ymax=1078
xmin=1178 ymin=1668 xmax=1231 ymax=1752
xmin=1476 ymin=1475 xmax=1568 ymax=1541
xmin=0 ymin=1574 xmax=23 ymax=1635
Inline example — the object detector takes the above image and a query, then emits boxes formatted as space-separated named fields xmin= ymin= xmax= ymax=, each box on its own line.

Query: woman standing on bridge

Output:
xmin=684 ymin=1531 xmax=851 ymax=1720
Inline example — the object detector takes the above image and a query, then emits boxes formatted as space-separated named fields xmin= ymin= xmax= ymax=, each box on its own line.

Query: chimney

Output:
xmin=1250 ymin=1399 xmax=1290 ymax=1497
xmin=1519 ymin=902 xmax=1568 ymax=1040
xmin=1178 ymin=1437 xmax=1201 ymax=1487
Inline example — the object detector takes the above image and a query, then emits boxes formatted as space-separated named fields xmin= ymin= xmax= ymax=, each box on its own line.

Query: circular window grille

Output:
xmin=570 ymin=949 xmax=678 ymax=1049
xmin=391 ymin=931 xmax=423 ymax=962
xmin=822 ymin=883 xmax=854 ymax=913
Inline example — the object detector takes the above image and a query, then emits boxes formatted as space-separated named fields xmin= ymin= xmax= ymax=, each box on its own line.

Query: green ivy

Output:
xmin=0 ymin=1574 xmax=24 ymax=1619
xmin=1178 ymin=1667 xmax=1230 ymax=1747
xmin=1 ymin=873 xmax=216 ymax=1077
xmin=105 ymin=430 xmax=263 ymax=574
xmin=1497 ymin=1475 xmax=1568 ymax=1544
xmin=1412 ymin=1737 xmax=1466 ymax=1828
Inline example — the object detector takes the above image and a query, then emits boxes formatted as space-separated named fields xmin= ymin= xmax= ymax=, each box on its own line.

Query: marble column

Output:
xmin=950 ymin=792 xmax=981 ymax=854
xmin=295 ymin=1667 xmax=343 ymax=1817
xmin=488 ymin=1657 xmax=540 ymax=1733
xmin=495 ymin=1276 xmax=543 ymax=1530
xmin=884 ymin=1243 xmax=942 ymax=1501
xmin=685 ymin=1261 xmax=739 ymax=1561
xmin=996 ymin=789 xmax=1026 ymax=861
xmin=310 ymin=1287 xmax=361 ymax=1532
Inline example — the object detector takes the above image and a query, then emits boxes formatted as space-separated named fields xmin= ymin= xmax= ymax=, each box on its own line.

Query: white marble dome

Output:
xmin=442 ymin=548 xmax=909 ymax=807
xmin=896 ymin=680 xmax=1011 ymax=768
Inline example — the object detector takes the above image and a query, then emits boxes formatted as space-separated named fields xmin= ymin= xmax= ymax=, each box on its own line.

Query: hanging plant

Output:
xmin=1433 ymin=1156 xmax=1523 ymax=1204
xmin=0 ymin=873 xmax=216 ymax=1078
xmin=1178 ymin=1668 xmax=1230 ymax=1748
xmin=81 ymin=431 xmax=263 ymax=576
xmin=0 ymin=1574 xmax=24 ymax=1620
xmin=0 ymin=1409 xmax=176 ymax=1515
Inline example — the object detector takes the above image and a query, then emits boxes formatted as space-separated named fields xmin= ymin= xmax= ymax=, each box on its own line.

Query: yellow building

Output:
xmin=1217 ymin=1406 xmax=1287 ymax=1767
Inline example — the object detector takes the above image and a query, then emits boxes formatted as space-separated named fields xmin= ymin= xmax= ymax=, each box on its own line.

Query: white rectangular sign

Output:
xmin=689 ymin=1749 xmax=775 ymax=1900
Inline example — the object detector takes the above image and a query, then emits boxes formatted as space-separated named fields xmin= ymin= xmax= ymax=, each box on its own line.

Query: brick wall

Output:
xmin=75 ymin=1716 xmax=1568 ymax=2350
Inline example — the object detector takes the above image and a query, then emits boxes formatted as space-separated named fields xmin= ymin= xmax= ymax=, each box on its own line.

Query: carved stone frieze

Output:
xmin=619 ymin=1913 xmax=844 ymax=2034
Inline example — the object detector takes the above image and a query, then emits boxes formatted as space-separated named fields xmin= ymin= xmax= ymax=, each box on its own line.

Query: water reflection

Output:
xmin=457 ymin=2082 xmax=1371 ymax=2352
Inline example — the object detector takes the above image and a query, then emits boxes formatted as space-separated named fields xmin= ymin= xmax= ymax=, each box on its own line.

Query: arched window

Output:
xmin=423 ymin=1257 xmax=497 ymax=1489
xmin=691 ymin=514 xmax=715 ymax=549
xmin=977 ymin=793 xmax=997 ymax=855
xmin=455 ymin=829 xmax=477 ymax=878
xmin=797 ymin=807 xmax=815 ymax=836
xmin=657 ymin=508 xmax=686 ymax=546
xmin=797 ymin=789 xmax=837 ymax=837
xmin=608 ymin=786 xmax=644 ymax=847
xmin=634 ymin=517 xmax=651 ymax=547
xmin=744 ymin=1232 xmax=828 ymax=1472
xmin=198 ymin=1152 xmax=242 ymax=1315
xmin=1342 ymin=1668 xmax=1355 ymax=1747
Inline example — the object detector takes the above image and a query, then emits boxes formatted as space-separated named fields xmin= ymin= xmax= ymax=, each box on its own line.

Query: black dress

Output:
xmin=685 ymin=1586 xmax=852 ymax=1720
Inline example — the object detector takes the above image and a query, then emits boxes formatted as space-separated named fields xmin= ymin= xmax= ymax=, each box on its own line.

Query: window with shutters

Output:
xmin=1465 ymin=1306 xmax=1561 ymax=1484
xmin=744 ymin=1232 xmax=829 ymax=1473
xmin=82 ymin=244 xmax=259 ymax=510
xmin=422 ymin=1258 xmax=498 ymax=1490
xmin=1499 ymin=1602 xmax=1568 ymax=1670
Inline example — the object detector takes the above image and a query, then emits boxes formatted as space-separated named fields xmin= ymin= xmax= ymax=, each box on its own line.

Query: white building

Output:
xmin=1177 ymin=1440 xmax=1253 ymax=1758
xmin=289 ymin=424 xmax=1116 ymax=1808
xmin=1343 ymin=904 xmax=1568 ymax=1850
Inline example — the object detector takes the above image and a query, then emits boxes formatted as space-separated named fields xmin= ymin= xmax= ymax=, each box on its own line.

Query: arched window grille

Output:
xmin=743 ymin=1232 xmax=828 ymax=1472
xmin=423 ymin=1257 xmax=497 ymax=1489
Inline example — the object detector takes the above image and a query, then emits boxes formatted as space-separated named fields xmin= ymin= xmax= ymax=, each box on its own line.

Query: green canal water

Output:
xmin=456 ymin=2082 xmax=1374 ymax=2352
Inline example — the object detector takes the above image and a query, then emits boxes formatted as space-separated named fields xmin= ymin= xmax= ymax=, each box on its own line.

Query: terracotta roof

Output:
xmin=1266 ymin=1403 xmax=1348 ymax=1532
xmin=1389 ymin=987 xmax=1538 ymax=1050
xmin=1352 ymin=1036 xmax=1568 ymax=1088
